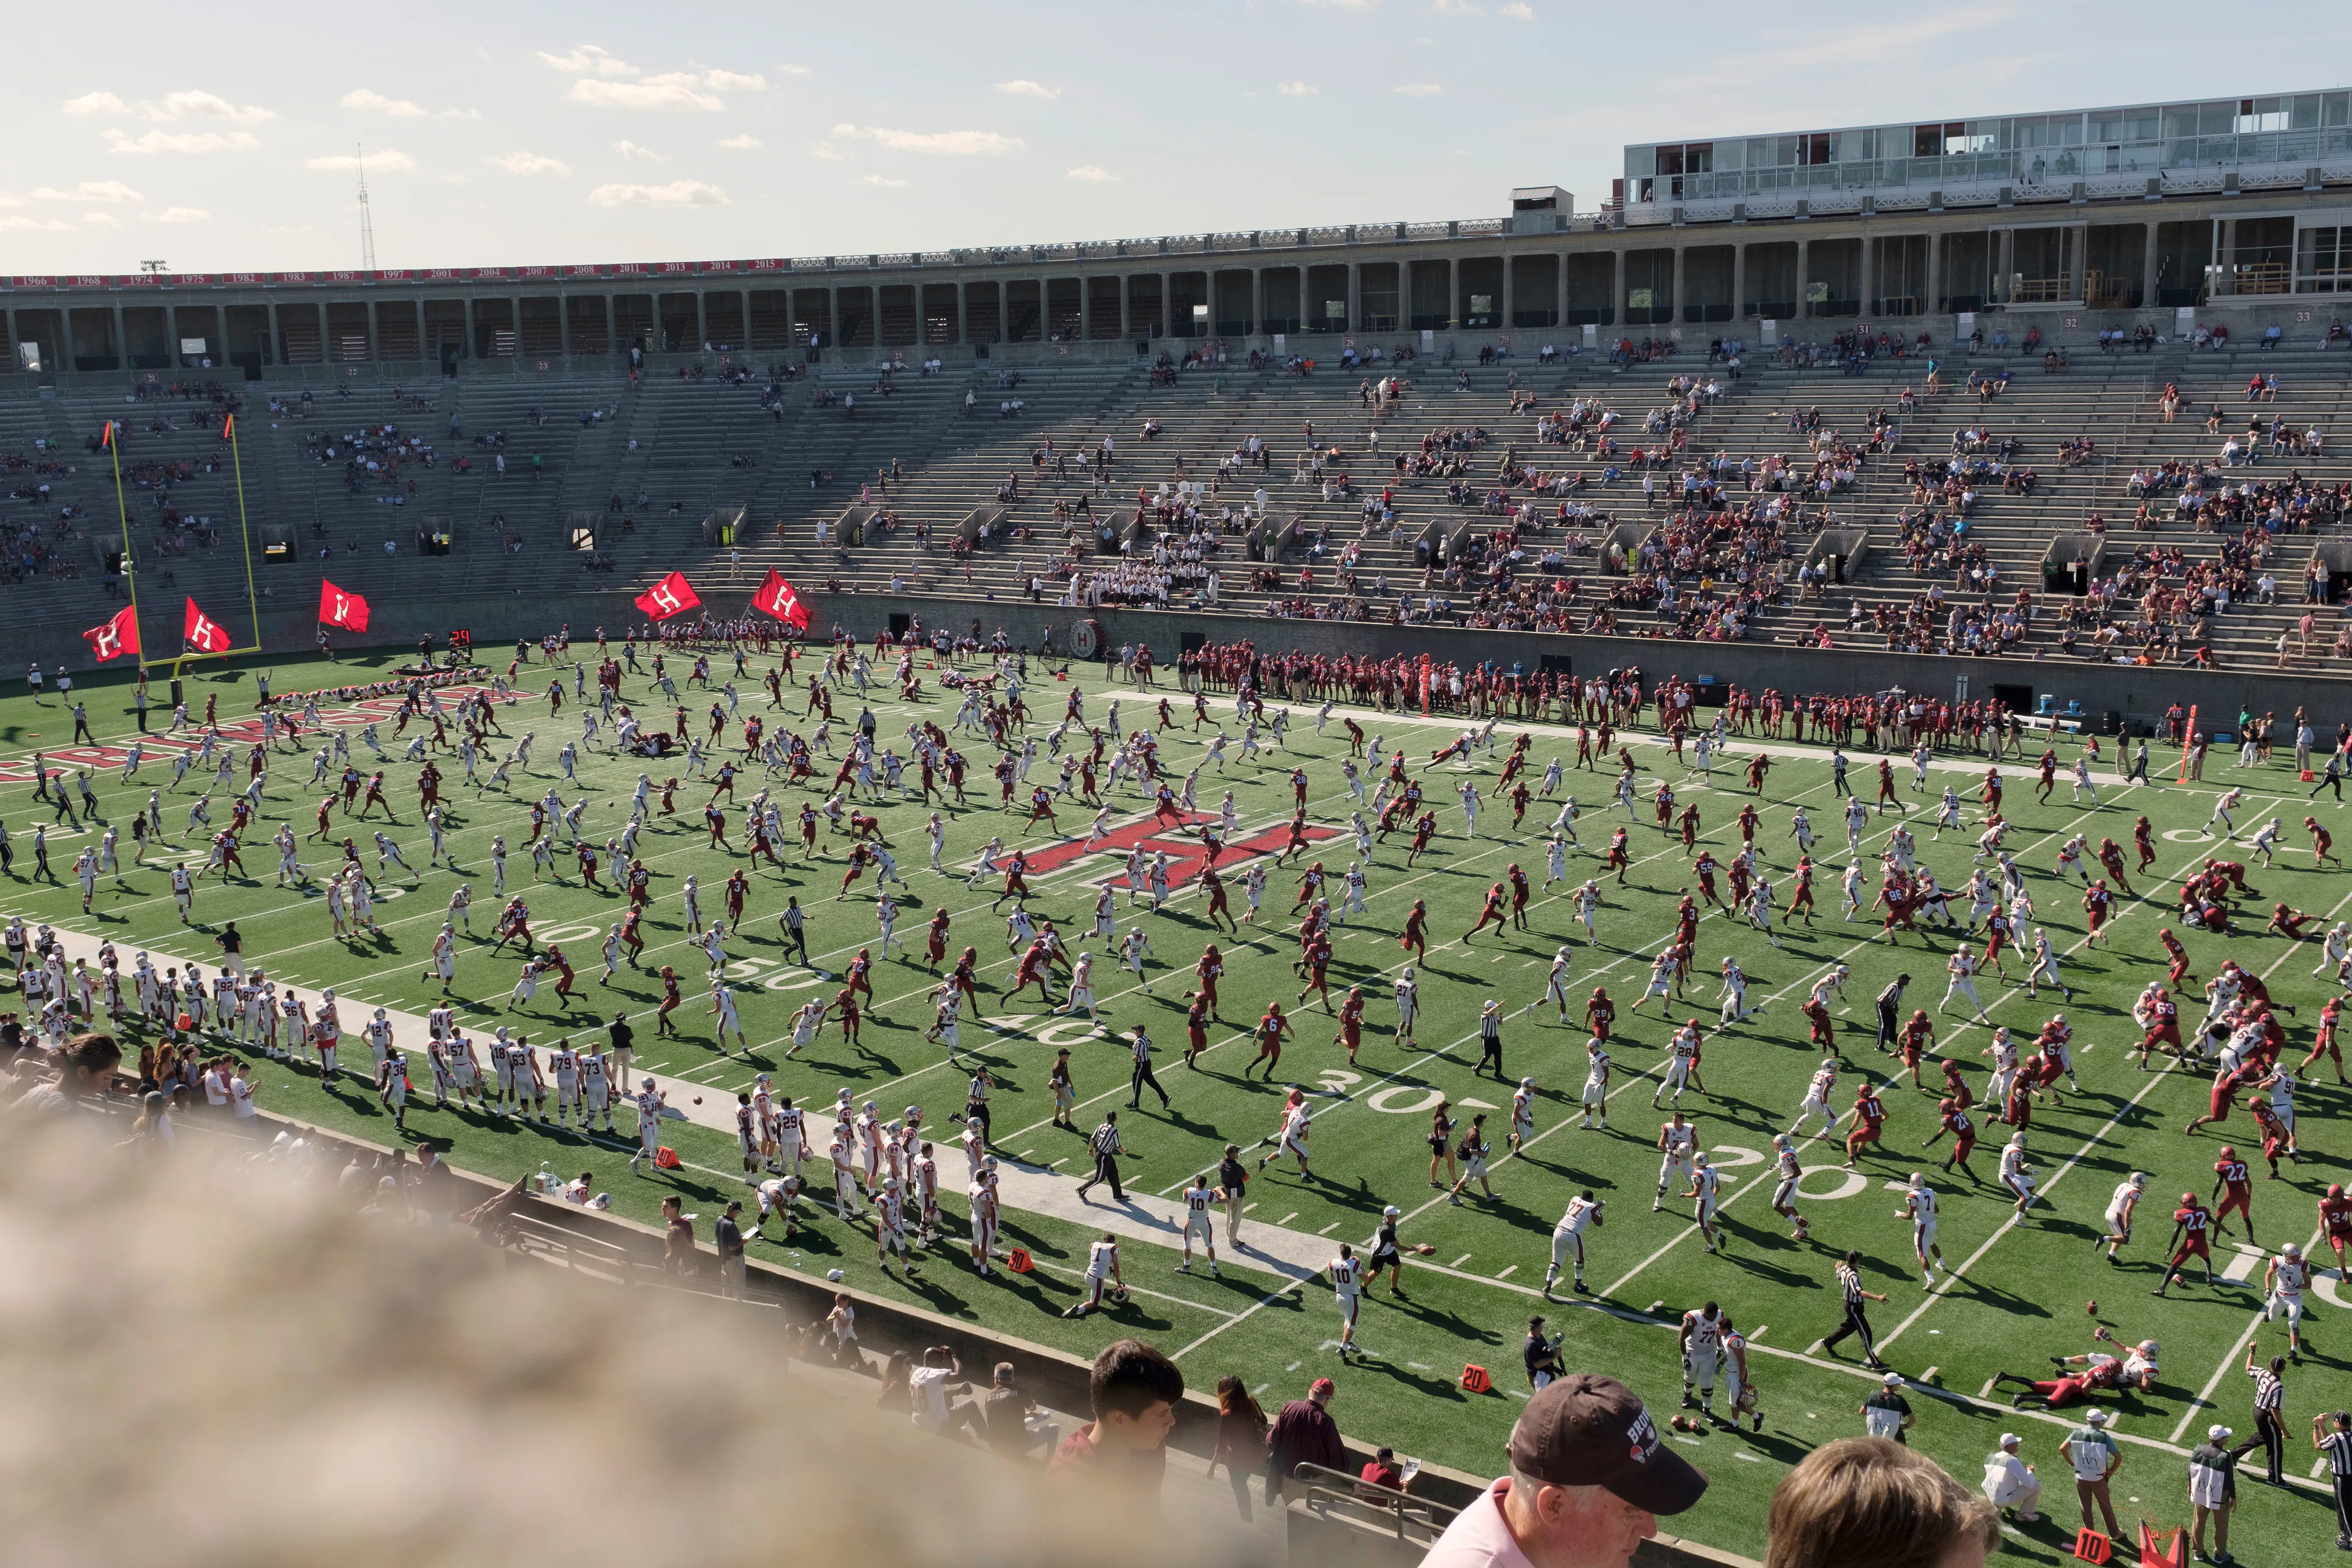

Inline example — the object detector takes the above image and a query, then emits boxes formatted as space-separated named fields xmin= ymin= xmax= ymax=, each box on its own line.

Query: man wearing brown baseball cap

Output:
xmin=1421 ymin=1373 xmax=1708 ymax=1568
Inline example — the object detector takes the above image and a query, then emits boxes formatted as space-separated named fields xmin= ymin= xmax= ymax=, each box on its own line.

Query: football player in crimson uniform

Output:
xmin=2151 ymin=1194 xmax=2219 ymax=1296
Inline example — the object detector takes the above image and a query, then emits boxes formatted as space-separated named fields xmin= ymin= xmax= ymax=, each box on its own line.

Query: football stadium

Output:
xmin=15 ymin=50 xmax=2352 ymax=1567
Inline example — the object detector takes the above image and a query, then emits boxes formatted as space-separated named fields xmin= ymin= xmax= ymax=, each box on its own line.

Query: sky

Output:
xmin=4 ymin=2 xmax=2348 ymax=276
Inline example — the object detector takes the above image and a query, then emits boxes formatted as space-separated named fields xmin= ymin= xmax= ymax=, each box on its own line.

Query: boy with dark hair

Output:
xmin=1048 ymin=1338 xmax=1185 ymax=1498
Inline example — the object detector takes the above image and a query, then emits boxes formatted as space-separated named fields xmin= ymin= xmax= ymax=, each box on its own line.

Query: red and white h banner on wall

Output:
xmin=318 ymin=579 xmax=371 ymax=633
xmin=82 ymin=606 xmax=140 ymax=663
xmin=633 ymin=570 xmax=702 ymax=622
xmin=183 ymin=597 xmax=234 ymax=654
xmin=752 ymin=568 xmax=810 ymax=631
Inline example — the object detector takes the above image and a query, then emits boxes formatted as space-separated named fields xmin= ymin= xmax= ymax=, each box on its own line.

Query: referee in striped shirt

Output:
xmin=1074 ymin=1111 xmax=1127 ymax=1205
xmin=2247 ymin=1347 xmax=2288 ymax=1485
xmin=1821 ymin=1249 xmax=1891 ymax=1371
xmin=2313 ymin=1409 xmax=2352 ymax=1548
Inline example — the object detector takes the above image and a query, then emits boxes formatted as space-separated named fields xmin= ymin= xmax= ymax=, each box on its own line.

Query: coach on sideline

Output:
xmin=1420 ymin=1373 xmax=1707 ymax=1568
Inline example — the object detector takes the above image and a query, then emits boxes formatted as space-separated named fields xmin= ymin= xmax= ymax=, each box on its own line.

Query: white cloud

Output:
xmin=1499 ymin=1 xmax=1535 ymax=15
xmin=151 ymin=206 xmax=210 ymax=222
xmin=1276 ymin=81 xmax=1319 ymax=96
xmin=996 ymin=80 xmax=1061 ymax=100
xmin=538 ymin=44 xmax=637 ymax=77
xmin=1066 ymin=165 xmax=1120 ymax=181
xmin=105 ymin=128 xmax=258 ymax=155
xmin=570 ymin=75 xmax=723 ymax=111
xmin=486 ymin=150 xmax=570 ymax=176
xmin=32 ymin=180 xmax=143 ymax=203
xmin=303 ymin=149 xmax=417 ymax=171
xmin=586 ymin=178 xmax=729 ymax=208
xmin=0 ymin=215 xmax=74 ymax=232
xmin=811 ymin=140 xmax=845 ymax=160
xmin=702 ymin=69 xmax=767 ymax=92
xmin=442 ymin=106 xmax=483 ymax=119
xmin=831 ymin=123 xmax=1022 ymax=154
xmin=1295 ymin=0 xmax=1376 ymax=7
xmin=854 ymin=173 xmax=909 ymax=187
xmin=151 ymin=90 xmax=274 ymax=125
xmin=81 ymin=211 xmax=121 ymax=227
xmin=342 ymin=88 xmax=425 ymax=116
xmin=612 ymin=139 xmax=668 ymax=161
xmin=717 ymin=134 xmax=763 ymax=149
xmin=66 ymin=88 xmax=273 ymax=124
xmin=776 ymin=63 xmax=811 ymax=75
xmin=1393 ymin=82 xmax=1442 ymax=96
xmin=1431 ymin=0 xmax=1482 ymax=12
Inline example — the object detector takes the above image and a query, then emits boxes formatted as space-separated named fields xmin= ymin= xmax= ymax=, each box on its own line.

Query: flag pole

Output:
xmin=227 ymin=412 xmax=262 ymax=654
xmin=104 ymin=422 xmax=147 ymax=676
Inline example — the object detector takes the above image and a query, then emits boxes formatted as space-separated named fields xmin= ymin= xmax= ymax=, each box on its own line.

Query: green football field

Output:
xmin=10 ymin=643 xmax=2352 ymax=1562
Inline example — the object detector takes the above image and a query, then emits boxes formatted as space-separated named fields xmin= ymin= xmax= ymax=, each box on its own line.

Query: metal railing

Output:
xmin=1289 ymin=1460 xmax=1459 ymax=1544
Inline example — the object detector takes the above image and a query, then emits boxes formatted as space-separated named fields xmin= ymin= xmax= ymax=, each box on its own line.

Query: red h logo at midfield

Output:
xmin=1014 ymin=813 xmax=1339 ymax=890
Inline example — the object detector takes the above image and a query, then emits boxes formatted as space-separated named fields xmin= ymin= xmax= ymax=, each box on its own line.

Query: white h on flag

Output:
xmin=331 ymin=594 xmax=350 ymax=622
xmin=92 ymin=625 xmax=119 ymax=657
xmin=190 ymin=614 xmax=217 ymax=646
xmin=651 ymin=583 xmax=681 ymax=614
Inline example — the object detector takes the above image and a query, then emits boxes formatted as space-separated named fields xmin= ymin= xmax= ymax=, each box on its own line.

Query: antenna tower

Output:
xmin=356 ymin=143 xmax=377 ymax=272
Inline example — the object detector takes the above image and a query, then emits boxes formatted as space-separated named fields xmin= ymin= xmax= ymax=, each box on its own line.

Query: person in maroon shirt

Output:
xmin=1264 ymin=1377 xmax=1347 ymax=1504
xmin=1047 ymin=1339 xmax=1182 ymax=1502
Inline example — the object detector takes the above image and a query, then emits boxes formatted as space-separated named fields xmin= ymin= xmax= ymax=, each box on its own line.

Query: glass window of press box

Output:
xmin=1624 ymin=91 xmax=2352 ymax=203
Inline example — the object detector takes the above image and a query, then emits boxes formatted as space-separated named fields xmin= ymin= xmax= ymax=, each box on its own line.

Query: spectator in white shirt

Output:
xmin=907 ymin=1346 xmax=984 ymax=1438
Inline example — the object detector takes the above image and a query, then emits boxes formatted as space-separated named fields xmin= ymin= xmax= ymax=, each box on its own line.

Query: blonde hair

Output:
xmin=1764 ymin=1438 xmax=1998 ymax=1568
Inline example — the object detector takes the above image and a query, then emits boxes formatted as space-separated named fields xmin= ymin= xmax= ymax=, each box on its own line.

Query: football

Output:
xmin=693 ymin=1095 xmax=703 ymax=1105
xmin=2087 ymin=1300 xmax=2099 ymax=1316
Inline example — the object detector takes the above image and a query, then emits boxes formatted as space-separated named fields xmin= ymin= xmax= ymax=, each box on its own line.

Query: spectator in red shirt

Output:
xmin=1265 ymin=1377 xmax=1347 ymax=1504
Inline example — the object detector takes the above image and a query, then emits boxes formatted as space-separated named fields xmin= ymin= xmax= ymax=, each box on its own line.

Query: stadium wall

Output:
xmin=39 ymin=584 xmax=2352 ymax=739
xmin=236 ymin=1106 xmax=1750 ymax=1568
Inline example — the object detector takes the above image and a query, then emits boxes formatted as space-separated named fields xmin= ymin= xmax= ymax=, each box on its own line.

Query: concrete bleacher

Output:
xmin=5 ymin=334 xmax=2351 ymax=690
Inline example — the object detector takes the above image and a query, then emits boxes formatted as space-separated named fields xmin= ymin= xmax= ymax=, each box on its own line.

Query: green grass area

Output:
xmin=11 ymin=645 xmax=2352 ymax=1561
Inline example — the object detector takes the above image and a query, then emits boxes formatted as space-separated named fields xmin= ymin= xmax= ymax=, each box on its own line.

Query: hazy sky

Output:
xmin=4 ymin=2 xmax=2346 ymax=274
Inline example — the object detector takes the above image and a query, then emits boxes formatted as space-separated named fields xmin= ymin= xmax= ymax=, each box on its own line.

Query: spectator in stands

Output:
xmin=11 ymin=1033 xmax=121 ymax=1115
xmin=1421 ymin=1373 xmax=1707 ymax=1568
xmin=1764 ymin=1438 xmax=1997 ymax=1568
xmin=1264 ymin=1376 xmax=1346 ymax=1504
xmin=907 ymin=1346 xmax=985 ymax=1439
xmin=984 ymin=1361 xmax=1060 ymax=1463
xmin=1359 ymin=1445 xmax=1409 ymax=1497
xmin=1212 ymin=1374 xmax=1269 ymax=1519
xmin=1047 ymin=1338 xmax=1182 ymax=1499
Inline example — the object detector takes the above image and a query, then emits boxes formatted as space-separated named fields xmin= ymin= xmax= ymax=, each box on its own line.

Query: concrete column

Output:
xmin=1924 ymin=234 xmax=1941 ymax=315
xmin=1079 ymin=279 xmax=1092 ymax=344
xmin=1670 ymin=247 xmax=1686 ymax=325
xmin=113 ymin=306 xmax=128 ymax=370
xmin=1555 ymin=252 xmax=1569 ymax=327
xmin=1346 ymin=262 xmax=1360 ymax=338
xmin=2071 ymin=222 xmax=2091 ymax=302
xmin=1250 ymin=268 xmax=1264 ymax=337
xmin=1857 ymin=235 xmax=1874 ymax=315
xmin=691 ymin=292 xmax=707 ymax=350
xmin=1501 ymin=258 xmax=1515 ymax=331
xmin=1610 ymin=249 xmax=1626 ymax=328
xmin=1794 ymin=239 xmax=1809 ymax=318
xmin=2142 ymin=220 xmax=2162 ymax=308
xmin=1730 ymin=243 xmax=1746 ymax=320
xmin=602 ymin=296 xmax=616 ymax=358
xmin=507 ymin=296 xmax=521 ymax=356
xmin=2218 ymin=218 xmax=2237 ymax=297
xmin=1996 ymin=229 xmax=2015 ymax=304
xmin=1447 ymin=256 xmax=1460 ymax=330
